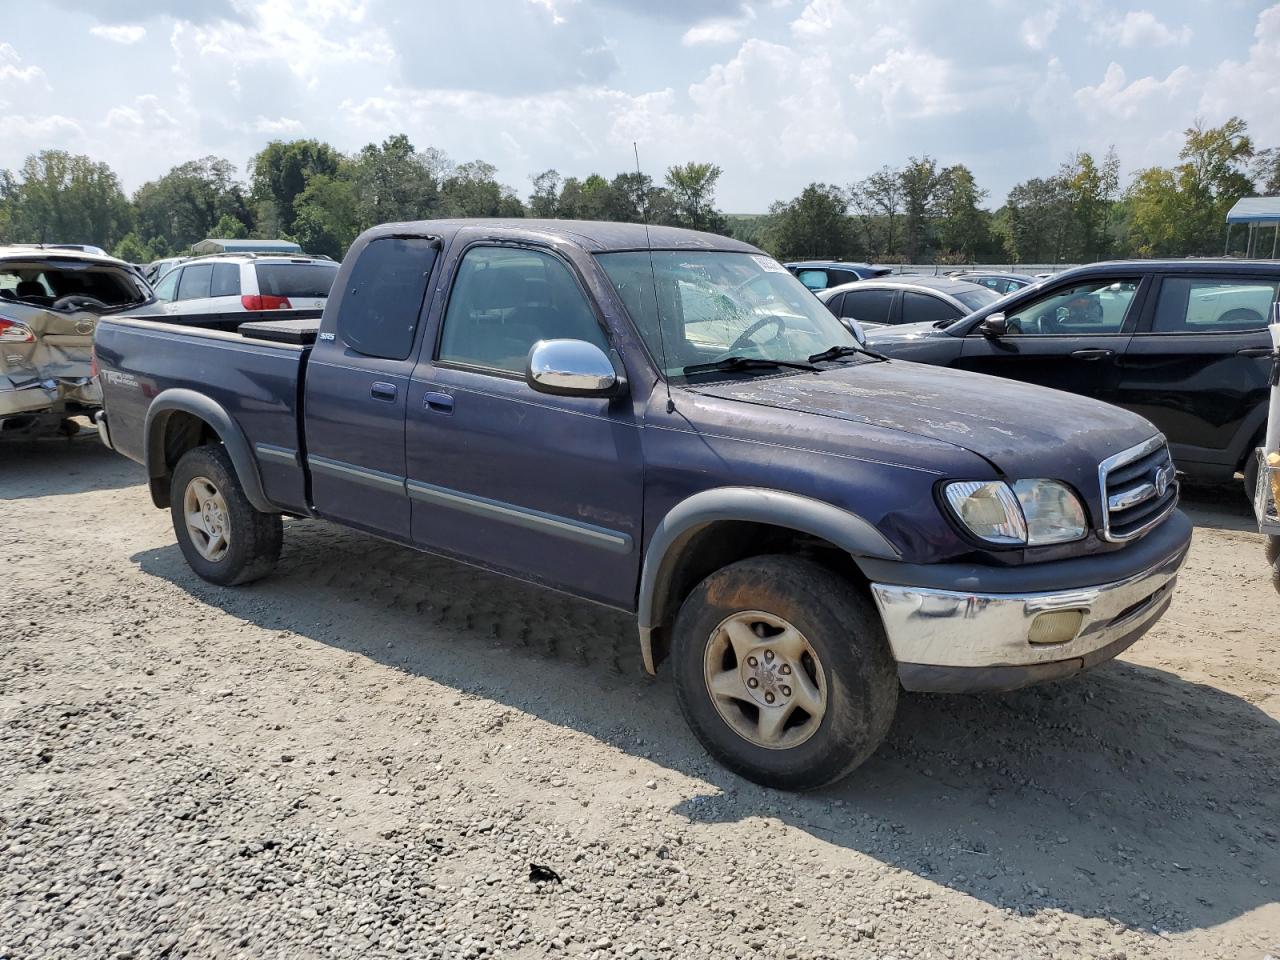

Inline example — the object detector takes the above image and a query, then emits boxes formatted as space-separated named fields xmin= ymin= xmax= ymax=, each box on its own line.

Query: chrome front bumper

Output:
xmin=871 ymin=545 xmax=1187 ymax=691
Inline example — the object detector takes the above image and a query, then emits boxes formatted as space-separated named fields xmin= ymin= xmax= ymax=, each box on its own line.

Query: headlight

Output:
xmin=944 ymin=479 xmax=1087 ymax=546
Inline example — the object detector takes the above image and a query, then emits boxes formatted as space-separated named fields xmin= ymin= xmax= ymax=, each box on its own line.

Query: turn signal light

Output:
xmin=0 ymin=317 xmax=35 ymax=342
xmin=241 ymin=294 xmax=292 ymax=310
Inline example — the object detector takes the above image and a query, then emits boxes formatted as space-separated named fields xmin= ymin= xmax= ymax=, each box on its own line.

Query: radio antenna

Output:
xmin=635 ymin=141 xmax=675 ymax=413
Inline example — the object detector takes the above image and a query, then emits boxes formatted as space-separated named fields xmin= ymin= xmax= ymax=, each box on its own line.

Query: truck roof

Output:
xmin=360 ymin=219 xmax=762 ymax=255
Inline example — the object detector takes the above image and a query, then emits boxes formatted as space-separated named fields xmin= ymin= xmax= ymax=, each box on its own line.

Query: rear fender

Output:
xmin=143 ymin=388 xmax=274 ymax=513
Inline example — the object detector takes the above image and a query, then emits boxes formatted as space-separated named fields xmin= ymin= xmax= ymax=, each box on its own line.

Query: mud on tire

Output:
xmin=671 ymin=554 xmax=898 ymax=791
xmin=170 ymin=444 xmax=282 ymax=586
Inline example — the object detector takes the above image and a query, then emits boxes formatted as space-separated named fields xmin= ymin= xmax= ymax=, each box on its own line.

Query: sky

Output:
xmin=1 ymin=0 xmax=1277 ymax=212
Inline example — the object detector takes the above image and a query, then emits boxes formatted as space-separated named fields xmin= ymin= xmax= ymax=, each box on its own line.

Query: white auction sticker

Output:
xmin=751 ymin=255 xmax=789 ymax=274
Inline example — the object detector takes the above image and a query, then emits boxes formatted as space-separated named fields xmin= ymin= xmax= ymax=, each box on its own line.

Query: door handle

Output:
xmin=1236 ymin=346 xmax=1274 ymax=358
xmin=1070 ymin=348 xmax=1114 ymax=360
xmin=370 ymin=381 xmax=397 ymax=402
xmin=423 ymin=391 xmax=454 ymax=414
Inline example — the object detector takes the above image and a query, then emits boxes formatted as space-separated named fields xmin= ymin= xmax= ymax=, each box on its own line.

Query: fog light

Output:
xmin=1028 ymin=610 xmax=1084 ymax=645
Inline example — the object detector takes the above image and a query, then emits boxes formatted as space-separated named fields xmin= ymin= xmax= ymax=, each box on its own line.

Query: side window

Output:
xmin=153 ymin=269 xmax=179 ymax=301
xmin=1001 ymin=279 xmax=1139 ymax=336
xmin=337 ymin=237 xmax=438 ymax=360
xmin=210 ymin=263 xmax=241 ymax=298
xmin=176 ymin=263 xmax=212 ymax=301
xmin=438 ymin=246 xmax=607 ymax=374
xmin=1151 ymin=277 xmax=1278 ymax=333
xmin=824 ymin=292 xmax=845 ymax=317
xmin=841 ymin=288 xmax=895 ymax=324
xmin=901 ymin=291 xmax=960 ymax=325
xmin=795 ymin=269 xmax=828 ymax=291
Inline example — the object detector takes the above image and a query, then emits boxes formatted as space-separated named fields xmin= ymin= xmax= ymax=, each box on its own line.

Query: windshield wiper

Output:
xmin=682 ymin=355 xmax=819 ymax=376
xmin=806 ymin=344 xmax=890 ymax=364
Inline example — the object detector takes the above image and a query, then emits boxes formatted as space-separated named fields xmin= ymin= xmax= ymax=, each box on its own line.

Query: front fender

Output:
xmin=144 ymin=388 xmax=274 ymax=513
xmin=636 ymin=486 xmax=900 ymax=673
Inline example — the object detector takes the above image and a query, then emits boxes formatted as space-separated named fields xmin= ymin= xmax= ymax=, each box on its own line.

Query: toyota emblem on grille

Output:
xmin=1154 ymin=463 xmax=1173 ymax=497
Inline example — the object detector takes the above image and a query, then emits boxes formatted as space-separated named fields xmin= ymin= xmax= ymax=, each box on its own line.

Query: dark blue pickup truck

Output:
xmin=94 ymin=219 xmax=1192 ymax=790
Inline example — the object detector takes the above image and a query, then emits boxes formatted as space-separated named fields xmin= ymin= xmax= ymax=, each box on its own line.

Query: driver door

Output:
xmin=957 ymin=275 xmax=1148 ymax=403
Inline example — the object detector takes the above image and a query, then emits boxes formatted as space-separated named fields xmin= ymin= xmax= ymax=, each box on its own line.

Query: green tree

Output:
xmin=292 ymin=174 xmax=360 ymax=259
xmin=3 ymin=150 xmax=132 ymax=249
xmin=1127 ymin=117 xmax=1255 ymax=256
xmin=935 ymin=164 xmax=989 ymax=260
xmin=848 ymin=166 xmax=902 ymax=259
xmin=211 ymin=213 xmax=248 ymax=239
xmin=440 ymin=160 xmax=524 ymax=217
xmin=528 ymin=169 xmax=562 ymax=217
xmin=899 ymin=156 xmax=941 ymax=261
xmin=999 ymin=175 xmax=1072 ymax=263
xmin=133 ymin=156 xmax=250 ymax=252
xmin=665 ymin=162 xmax=726 ymax=233
xmin=249 ymin=139 xmax=342 ymax=236
xmin=1060 ymin=149 xmax=1120 ymax=261
xmin=1253 ymin=147 xmax=1280 ymax=195
xmin=763 ymin=183 xmax=853 ymax=261
xmin=349 ymin=134 xmax=441 ymax=227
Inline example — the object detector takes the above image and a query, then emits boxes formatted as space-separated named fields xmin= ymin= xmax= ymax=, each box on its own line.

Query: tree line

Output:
xmin=0 ymin=116 xmax=1275 ymax=266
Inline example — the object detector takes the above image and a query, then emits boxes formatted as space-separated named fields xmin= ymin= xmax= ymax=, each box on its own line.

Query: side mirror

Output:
xmin=841 ymin=317 xmax=868 ymax=346
xmin=979 ymin=313 xmax=1008 ymax=338
xmin=526 ymin=339 xmax=622 ymax=398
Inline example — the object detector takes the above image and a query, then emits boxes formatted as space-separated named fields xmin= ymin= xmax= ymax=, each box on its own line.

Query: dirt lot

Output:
xmin=1 ymin=435 xmax=1277 ymax=960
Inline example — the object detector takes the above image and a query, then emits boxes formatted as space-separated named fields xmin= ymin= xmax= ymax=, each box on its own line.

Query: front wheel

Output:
xmin=170 ymin=444 xmax=282 ymax=586
xmin=672 ymin=555 xmax=898 ymax=791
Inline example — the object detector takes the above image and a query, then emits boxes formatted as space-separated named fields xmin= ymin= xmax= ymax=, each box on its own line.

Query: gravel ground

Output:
xmin=1 ymin=436 xmax=1277 ymax=960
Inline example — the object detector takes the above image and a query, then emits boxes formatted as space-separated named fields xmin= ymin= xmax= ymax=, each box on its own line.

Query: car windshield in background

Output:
xmin=0 ymin=259 xmax=148 ymax=310
xmin=255 ymin=262 xmax=339 ymax=299
xmin=954 ymin=287 xmax=1002 ymax=311
xmin=597 ymin=251 xmax=857 ymax=379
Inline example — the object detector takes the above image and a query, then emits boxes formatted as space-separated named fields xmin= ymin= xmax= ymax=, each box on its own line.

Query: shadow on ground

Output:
xmin=133 ymin=512 xmax=1279 ymax=938
xmin=0 ymin=431 xmax=143 ymax=499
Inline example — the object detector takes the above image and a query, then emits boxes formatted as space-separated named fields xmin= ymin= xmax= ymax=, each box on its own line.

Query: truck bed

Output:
xmin=94 ymin=310 xmax=321 ymax=515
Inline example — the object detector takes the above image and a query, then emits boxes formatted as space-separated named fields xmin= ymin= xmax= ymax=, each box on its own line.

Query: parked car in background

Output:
xmin=866 ymin=259 xmax=1280 ymax=496
xmin=954 ymin=272 xmax=1037 ymax=295
xmin=785 ymin=260 xmax=892 ymax=291
xmin=96 ymin=219 xmax=1192 ymax=790
xmin=0 ymin=246 xmax=151 ymax=437
xmin=145 ymin=257 xmax=185 ymax=284
xmin=148 ymin=254 xmax=340 ymax=315
xmin=818 ymin=276 xmax=1001 ymax=328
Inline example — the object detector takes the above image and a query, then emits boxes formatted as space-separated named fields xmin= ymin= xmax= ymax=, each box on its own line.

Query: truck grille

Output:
xmin=1098 ymin=436 xmax=1178 ymax=543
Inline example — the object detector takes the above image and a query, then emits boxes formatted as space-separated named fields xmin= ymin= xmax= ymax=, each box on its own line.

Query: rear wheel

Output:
xmin=672 ymin=555 xmax=898 ymax=791
xmin=170 ymin=444 xmax=281 ymax=586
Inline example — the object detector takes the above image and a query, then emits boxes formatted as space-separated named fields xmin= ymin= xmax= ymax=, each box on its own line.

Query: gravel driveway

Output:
xmin=2 ymin=437 xmax=1277 ymax=959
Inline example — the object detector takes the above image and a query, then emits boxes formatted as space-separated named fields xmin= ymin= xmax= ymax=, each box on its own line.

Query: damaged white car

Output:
xmin=0 ymin=247 xmax=152 ymax=438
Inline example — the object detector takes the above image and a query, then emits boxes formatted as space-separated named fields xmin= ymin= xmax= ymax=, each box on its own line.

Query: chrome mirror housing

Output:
xmin=526 ymin=339 xmax=621 ymax=398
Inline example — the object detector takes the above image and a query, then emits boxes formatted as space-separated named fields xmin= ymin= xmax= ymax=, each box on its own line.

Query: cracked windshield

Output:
xmin=597 ymin=251 xmax=856 ymax=376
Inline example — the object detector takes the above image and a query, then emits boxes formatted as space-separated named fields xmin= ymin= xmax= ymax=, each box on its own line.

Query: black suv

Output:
xmin=867 ymin=259 xmax=1279 ymax=495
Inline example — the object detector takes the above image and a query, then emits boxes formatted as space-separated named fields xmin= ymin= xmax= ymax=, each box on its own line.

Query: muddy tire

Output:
xmin=672 ymin=555 xmax=898 ymax=791
xmin=170 ymin=444 xmax=282 ymax=586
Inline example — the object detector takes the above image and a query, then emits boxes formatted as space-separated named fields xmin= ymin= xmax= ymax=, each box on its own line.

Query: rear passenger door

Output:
xmin=837 ymin=288 xmax=897 ymax=327
xmin=404 ymin=242 xmax=644 ymax=608
xmin=900 ymin=291 xmax=962 ymax=326
xmin=1118 ymin=274 xmax=1278 ymax=468
xmin=303 ymin=236 xmax=440 ymax=540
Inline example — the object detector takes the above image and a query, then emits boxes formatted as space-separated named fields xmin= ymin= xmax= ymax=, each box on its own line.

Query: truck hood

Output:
xmin=691 ymin=359 xmax=1158 ymax=486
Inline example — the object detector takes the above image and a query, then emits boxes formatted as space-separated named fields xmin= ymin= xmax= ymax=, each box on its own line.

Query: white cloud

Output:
xmin=1094 ymin=10 xmax=1191 ymax=48
xmin=253 ymin=116 xmax=304 ymax=134
xmin=0 ymin=42 xmax=46 ymax=85
xmin=682 ymin=6 xmax=756 ymax=46
xmin=1074 ymin=62 xmax=1191 ymax=120
xmin=1021 ymin=4 xmax=1061 ymax=51
xmin=103 ymin=94 xmax=179 ymax=130
xmin=90 ymin=24 xmax=147 ymax=44
xmin=1200 ymin=4 xmax=1280 ymax=143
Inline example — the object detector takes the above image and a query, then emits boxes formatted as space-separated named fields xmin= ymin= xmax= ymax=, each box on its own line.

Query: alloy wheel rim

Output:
xmin=183 ymin=475 xmax=231 ymax=562
xmin=703 ymin=610 xmax=827 ymax=750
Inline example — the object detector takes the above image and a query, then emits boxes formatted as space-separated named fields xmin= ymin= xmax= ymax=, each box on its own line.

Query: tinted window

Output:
xmin=256 ymin=262 xmax=339 ymax=299
xmin=841 ymin=288 xmax=895 ymax=324
xmin=795 ymin=269 xmax=828 ymax=291
xmin=210 ymin=263 xmax=240 ymax=297
xmin=1002 ymin=279 xmax=1139 ymax=335
xmin=1151 ymin=277 xmax=1278 ymax=333
xmin=176 ymin=263 xmax=212 ymax=301
xmin=824 ymin=292 xmax=845 ymax=317
xmin=439 ymin=246 xmax=606 ymax=373
xmin=901 ymin=291 xmax=961 ymax=324
xmin=827 ymin=270 xmax=858 ymax=287
xmin=153 ymin=269 xmax=179 ymax=301
xmin=955 ymin=287 xmax=1001 ymax=311
xmin=337 ymin=238 xmax=437 ymax=361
